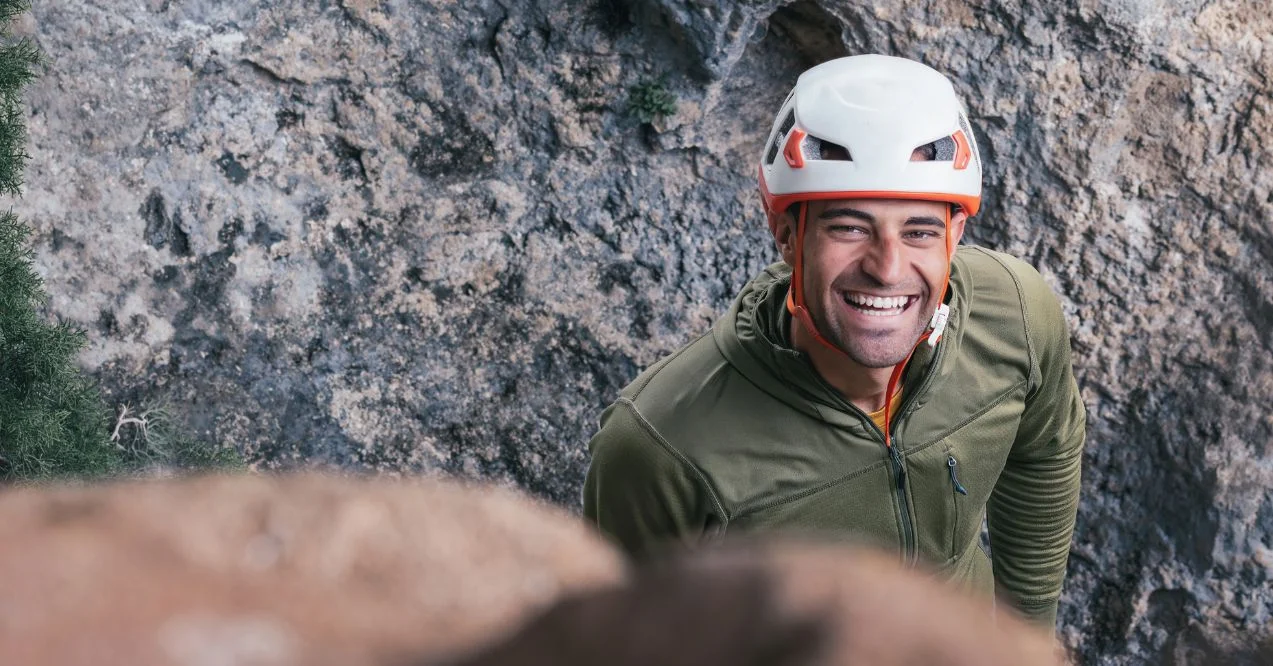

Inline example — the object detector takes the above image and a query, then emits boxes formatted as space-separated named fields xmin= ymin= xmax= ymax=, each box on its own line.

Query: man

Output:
xmin=583 ymin=54 xmax=1085 ymax=628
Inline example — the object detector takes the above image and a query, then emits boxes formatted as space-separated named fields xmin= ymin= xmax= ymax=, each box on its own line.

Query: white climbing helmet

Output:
xmin=758 ymin=54 xmax=983 ymax=226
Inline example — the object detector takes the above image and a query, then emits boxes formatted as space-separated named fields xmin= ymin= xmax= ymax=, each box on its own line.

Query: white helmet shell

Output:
xmin=758 ymin=54 xmax=983 ymax=225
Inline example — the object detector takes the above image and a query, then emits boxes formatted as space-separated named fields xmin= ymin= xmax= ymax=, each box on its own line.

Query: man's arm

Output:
xmin=583 ymin=399 xmax=714 ymax=558
xmin=987 ymin=268 xmax=1086 ymax=629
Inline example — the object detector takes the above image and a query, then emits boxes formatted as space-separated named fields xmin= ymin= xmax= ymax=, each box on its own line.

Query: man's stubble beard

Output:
xmin=810 ymin=291 xmax=934 ymax=370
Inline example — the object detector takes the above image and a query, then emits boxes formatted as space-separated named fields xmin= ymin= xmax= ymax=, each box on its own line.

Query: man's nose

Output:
xmin=861 ymin=236 xmax=904 ymax=285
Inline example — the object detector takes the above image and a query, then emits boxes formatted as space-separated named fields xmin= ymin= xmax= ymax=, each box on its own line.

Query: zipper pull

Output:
xmin=889 ymin=446 xmax=907 ymax=491
xmin=947 ymin=456 xmax=968 ymax=495
xmin=927 ymin=304 xmax=951 ymax=347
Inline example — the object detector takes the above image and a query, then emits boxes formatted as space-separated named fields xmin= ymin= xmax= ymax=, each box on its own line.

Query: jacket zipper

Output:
xmin=886 ymin=340 xmax=947 ymax=564
xmin=801 ymin=338 xmax=947 ymax=564
xmin=887 ymin=444 xmax=913 ymax=562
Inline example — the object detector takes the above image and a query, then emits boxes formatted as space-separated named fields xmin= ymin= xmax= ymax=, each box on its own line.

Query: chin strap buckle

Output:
xmin=927 ymin=304 xmax=950 ymax=347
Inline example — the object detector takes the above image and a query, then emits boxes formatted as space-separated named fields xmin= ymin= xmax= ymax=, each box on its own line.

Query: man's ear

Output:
xmin=772 ymin=208 xmax=798 ymax=266
xmin=948 ymin=208 xmax=968 ymax=257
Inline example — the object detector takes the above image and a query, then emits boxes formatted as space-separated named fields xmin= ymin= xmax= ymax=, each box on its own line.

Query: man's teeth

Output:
xmin=845 ymin=293 xmax=909 ymax=310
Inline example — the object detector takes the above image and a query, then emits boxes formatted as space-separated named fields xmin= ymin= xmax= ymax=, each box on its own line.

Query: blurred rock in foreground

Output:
xmin=0 ymin=473 xmax=625 ymax=665
xmin=450 ymin=541 xmax=1065 ymax=666
xmin=0 ymin=471 xmax=1072 ymax=666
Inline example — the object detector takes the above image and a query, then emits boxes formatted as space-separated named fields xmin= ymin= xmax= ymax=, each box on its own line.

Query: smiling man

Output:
xmin=584 ymin=55 xmax=1086 ymax=630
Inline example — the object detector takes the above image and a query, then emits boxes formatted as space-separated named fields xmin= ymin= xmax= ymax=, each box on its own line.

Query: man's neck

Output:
xmin=789 ymin=316 xmax=893 ymax=413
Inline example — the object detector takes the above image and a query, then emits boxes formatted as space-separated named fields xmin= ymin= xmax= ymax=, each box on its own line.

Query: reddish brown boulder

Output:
xmin=0 ymin=473 xmax=1073 ymax=666
xmin=449 ymin=541 xmax=1067 ymax=666
xmin=0 ymin=473 xmax=625 ymax=666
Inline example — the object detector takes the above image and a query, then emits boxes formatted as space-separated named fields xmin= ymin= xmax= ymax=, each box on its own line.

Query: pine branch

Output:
xmin=0 ymin=38 xmax=39 ymax=195
xmin=0 ymin=0 xmax=236 ymax=483
xmin=0 ymin=1 xmax=31 ymax=30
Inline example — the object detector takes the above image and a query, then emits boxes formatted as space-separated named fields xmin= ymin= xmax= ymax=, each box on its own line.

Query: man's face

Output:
xmin=777 ymin=198 xmax=966 ymax=368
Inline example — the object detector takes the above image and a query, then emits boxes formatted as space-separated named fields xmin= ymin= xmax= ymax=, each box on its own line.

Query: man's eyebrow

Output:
xmin=817 ymin=207 xmax=874 ymax=222
xmin=905 ymin=216 xmax=945 ymax=228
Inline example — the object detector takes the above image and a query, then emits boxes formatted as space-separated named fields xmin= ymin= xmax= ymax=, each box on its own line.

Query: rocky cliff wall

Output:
xmin=11 ymin=0 xmax=1273 ymax=663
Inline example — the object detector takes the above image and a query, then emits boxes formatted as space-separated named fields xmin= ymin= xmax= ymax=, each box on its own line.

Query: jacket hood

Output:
xmin=711 ymin=260 xmax=970 ymax=433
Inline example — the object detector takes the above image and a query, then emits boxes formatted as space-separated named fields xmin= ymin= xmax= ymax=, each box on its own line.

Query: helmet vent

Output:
xmin=765 ymin=110 xmax=798 ymax=165
xmin=765 ymin=138 xmax=781 ymax=165
xmin=813 ymin=138 xmax=851 ymax=161
xmin=778 ymin=110 xmax=796 ymax=136
xmin=911 ymin=138 xmax=956 ymax=162
xmin=932 ymin=137 xmax=957 ymax=161
xmin=957 ymin=112 xmax=982 ymax=173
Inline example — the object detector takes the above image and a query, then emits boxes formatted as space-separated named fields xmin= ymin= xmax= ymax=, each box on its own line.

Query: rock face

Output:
xmin=9 ymin=0 xmax=1272 ymax=663
xmin=0 ymin=473 xmax=625 ymax=665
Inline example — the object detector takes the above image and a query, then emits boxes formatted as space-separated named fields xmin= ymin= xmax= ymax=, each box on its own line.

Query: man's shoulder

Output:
xmin=591 ymin=333 xmax=735 ymax=482
xmin=954 ymin=246 xmax=1068 ymax=327
xmin=955 ymin=246 xmax=1055 ymax=300
xmin=618 ymin=330 xmax=766 ymax=442
xmin=610 ymin=325 xmax=799 ymax=455
xmin=952 ymin=246 xmax=1074 ymax=375
xmin=619 ymin=331 xmax=727 ymax=404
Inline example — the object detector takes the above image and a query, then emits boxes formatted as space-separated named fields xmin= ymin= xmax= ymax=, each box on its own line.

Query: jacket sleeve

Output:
xmin=583 ymin=399 xmax=715 ymax=559
xmin=987 ymin=269 xmax=1086 ymax=629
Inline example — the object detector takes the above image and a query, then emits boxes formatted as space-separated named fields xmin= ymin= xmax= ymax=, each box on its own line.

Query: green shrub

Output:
xmin=0 ymin=0 xmax=38 ymax=195
xmin=628 ymin=78 xmax=677 ymax=124
xmin=0 ymin=0 xmax=240 ymax=482
xmin=0 ymin=0 xmax=120 ymax=481
xmin=0 ymin=213 xmax=124 ymax=480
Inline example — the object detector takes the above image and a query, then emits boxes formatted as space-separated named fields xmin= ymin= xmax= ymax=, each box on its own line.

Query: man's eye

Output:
xmin=905 ymin=230 xmax=940 ymax=240
xmin=829 ymin=224 xmax=866 ymax=234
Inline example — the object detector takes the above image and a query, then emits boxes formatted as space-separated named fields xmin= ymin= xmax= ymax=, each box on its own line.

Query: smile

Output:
xmin=842 ymin=291 xmax=919 ymax=317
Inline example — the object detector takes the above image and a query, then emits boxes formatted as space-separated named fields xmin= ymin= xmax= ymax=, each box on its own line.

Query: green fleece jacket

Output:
xmin=583 ymin=247 xmax=1085 ymax=628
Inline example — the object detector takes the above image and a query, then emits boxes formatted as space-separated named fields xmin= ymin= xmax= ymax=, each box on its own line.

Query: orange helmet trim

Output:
xmin=783 ymin=129 xmax=808 ymax=169
xmin=765 ymin=188 xmax=981 ymax=219
xmin=951 ymin=130 xmax=972 ymax=171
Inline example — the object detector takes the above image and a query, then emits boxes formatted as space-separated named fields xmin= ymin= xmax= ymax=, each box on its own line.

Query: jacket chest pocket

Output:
xmin=905 ymin=398 xmax=1021 ymax=566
